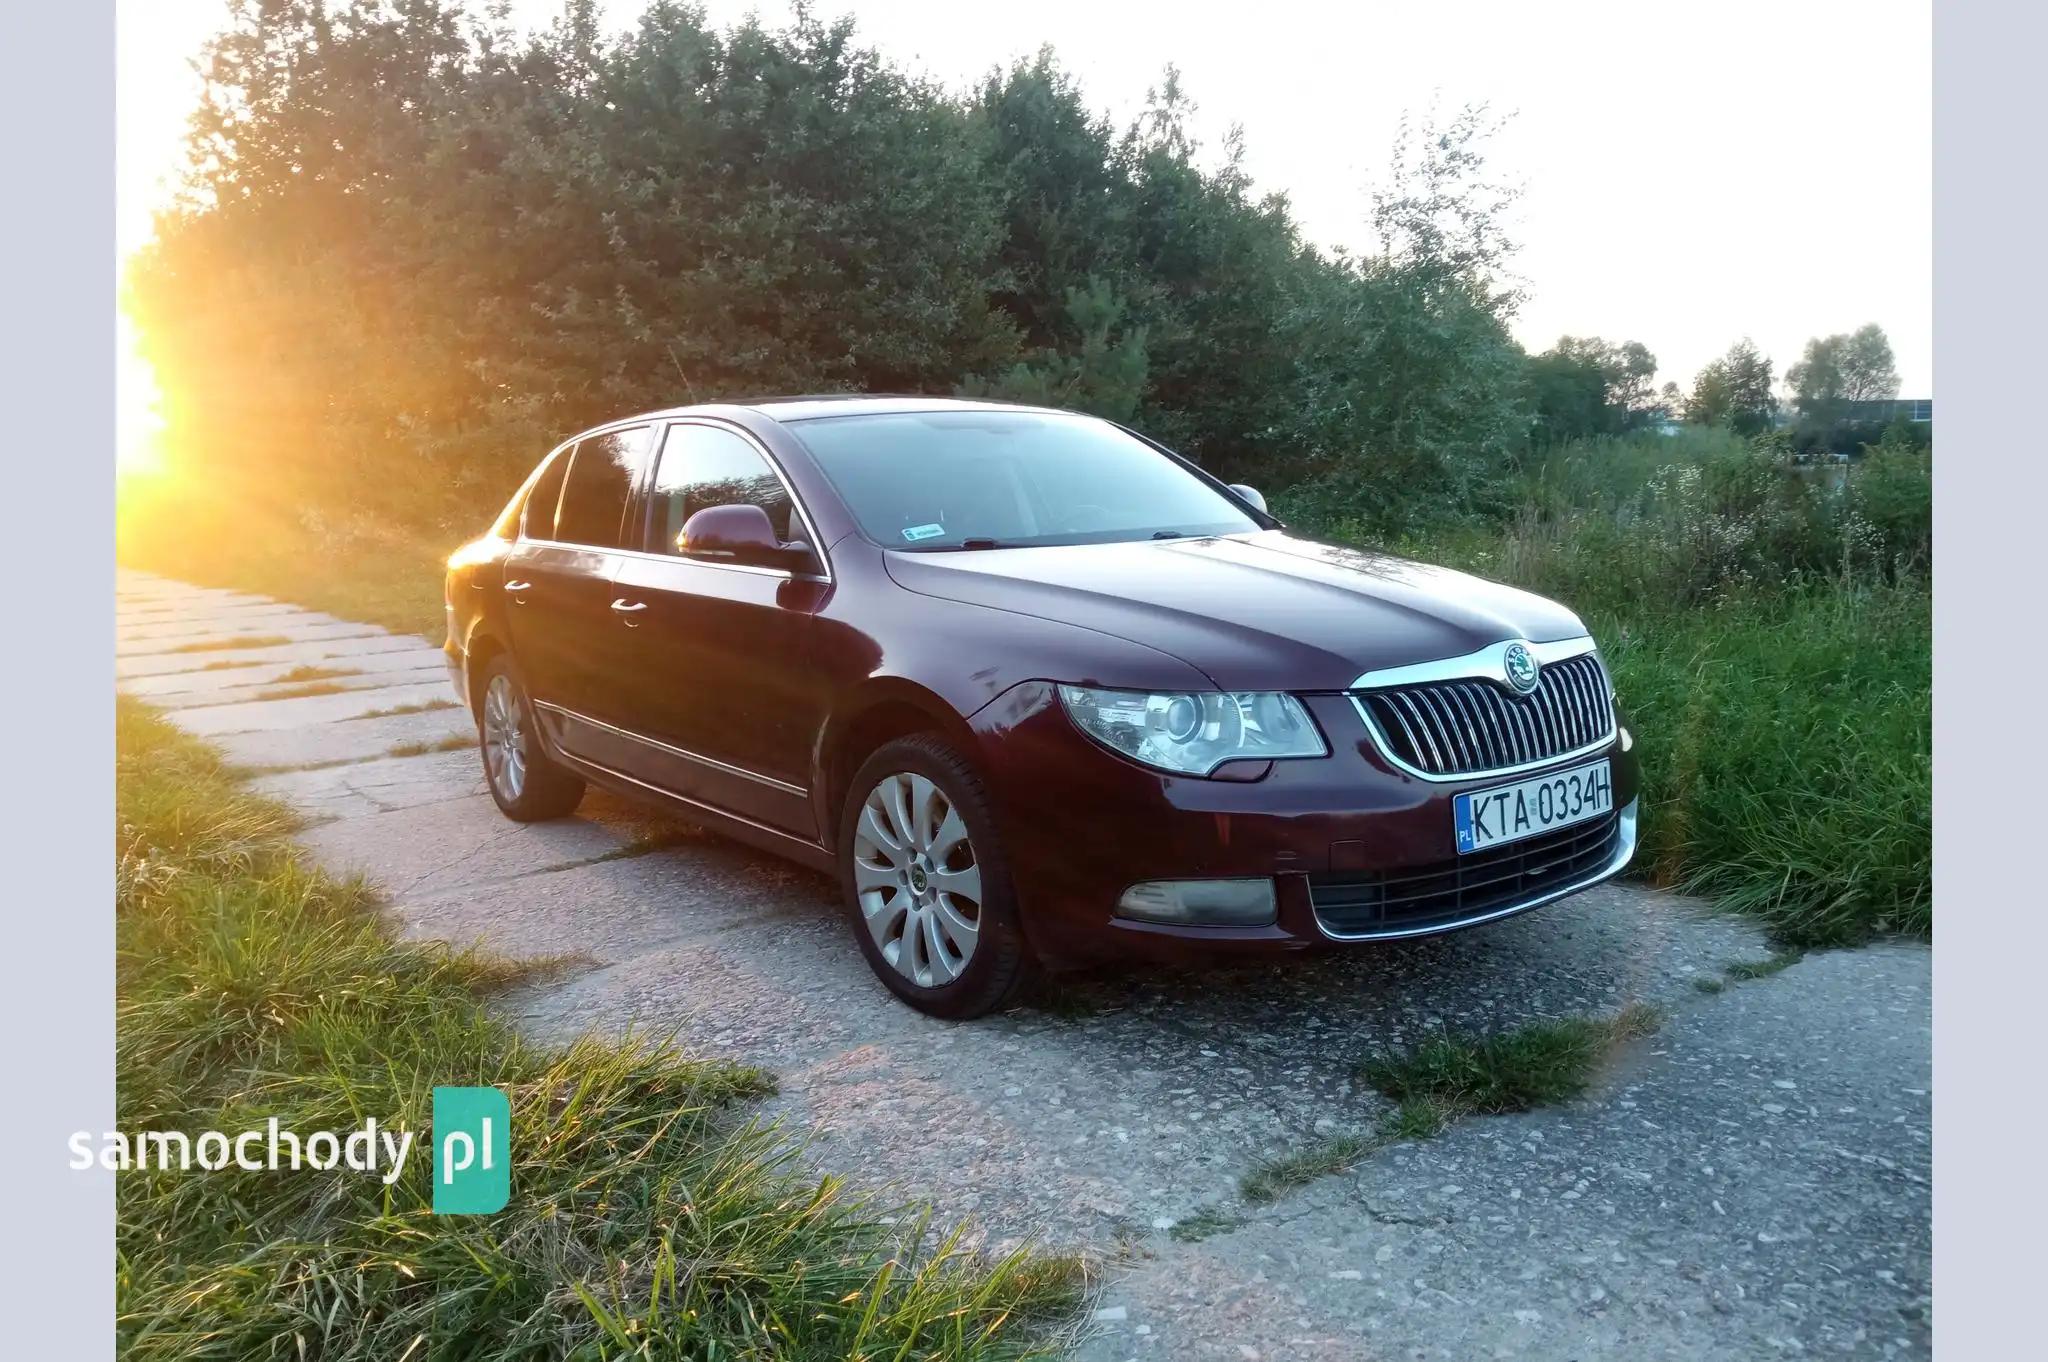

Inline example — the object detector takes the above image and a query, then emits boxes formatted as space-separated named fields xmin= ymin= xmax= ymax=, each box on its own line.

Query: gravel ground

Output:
xmin=118 ymin=569 xmax=1933 ymax=1359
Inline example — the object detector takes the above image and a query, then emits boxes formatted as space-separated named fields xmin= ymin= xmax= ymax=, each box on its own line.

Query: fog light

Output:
xmin=1117 ymin=878 xmax=1277 ymax=926
xmin=1620 ymin=725 xmax=1634 ymax=752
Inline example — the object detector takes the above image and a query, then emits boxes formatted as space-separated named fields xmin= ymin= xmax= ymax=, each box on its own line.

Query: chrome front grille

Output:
xmin=1352 ymin=651 xmax=1615 ymax=778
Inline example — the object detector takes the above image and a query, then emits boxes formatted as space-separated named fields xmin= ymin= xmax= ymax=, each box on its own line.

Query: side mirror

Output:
xmin=1228 ymin=483 xmax=1268 ymax=513
xmin=677 ymin=504 xmax=813 ymax=572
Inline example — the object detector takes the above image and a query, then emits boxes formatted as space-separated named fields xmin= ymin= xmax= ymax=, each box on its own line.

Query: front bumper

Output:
xmin=965 ymin=682 xmax=1642 ymax=968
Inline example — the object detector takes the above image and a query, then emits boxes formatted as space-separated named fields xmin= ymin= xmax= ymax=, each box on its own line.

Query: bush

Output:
xmin=1847 ymin=433 xmax=1932 ymax=573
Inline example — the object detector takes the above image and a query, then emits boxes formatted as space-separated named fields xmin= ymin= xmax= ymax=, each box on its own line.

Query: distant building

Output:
xmin=1843 ymin=398 xmax=1932 ymax=423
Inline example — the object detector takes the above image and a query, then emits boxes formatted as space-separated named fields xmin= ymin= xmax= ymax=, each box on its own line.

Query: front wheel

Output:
xmin=477 ymin=655 xmax=586 ymax=822
xmin=838 ymin=734 xmax=1032 ymax=1018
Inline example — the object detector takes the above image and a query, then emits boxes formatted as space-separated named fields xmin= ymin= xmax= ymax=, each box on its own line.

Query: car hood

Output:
xmin=882 ymin=530 xmax=1589 ymax=692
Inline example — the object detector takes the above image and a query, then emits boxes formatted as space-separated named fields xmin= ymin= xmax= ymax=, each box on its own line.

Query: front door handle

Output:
xmin=611 ymin=598 xmax=648 ymax=627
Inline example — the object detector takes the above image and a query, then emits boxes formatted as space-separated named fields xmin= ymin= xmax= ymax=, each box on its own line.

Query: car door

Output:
xmin=608 ymin=420 xmax=829 ymax=839
xmin=504 ymin=426 xmax=653 ymax=764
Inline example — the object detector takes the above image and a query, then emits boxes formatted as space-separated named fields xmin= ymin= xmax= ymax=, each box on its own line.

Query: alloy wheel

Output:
xmin=852 ymin=771 xmax=983 ymax=987
xmin=482 ymin=673 xmax=528 ymax=802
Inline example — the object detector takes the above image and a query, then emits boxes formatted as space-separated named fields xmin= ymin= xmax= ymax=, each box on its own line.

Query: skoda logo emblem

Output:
xmin=1502 ymin=642 xmax=1540 ymax=694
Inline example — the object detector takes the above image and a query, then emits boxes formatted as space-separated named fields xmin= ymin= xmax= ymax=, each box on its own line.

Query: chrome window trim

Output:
xmin=1312 ymin=798 xmax=1637 ymax=942
xmin=1347 ymin=637 xmax=1618 ymax=784
xmin=519 ymin=537 xmax=829 ymax=584
xmin=534 ymin=699 xmax=809 ymax=796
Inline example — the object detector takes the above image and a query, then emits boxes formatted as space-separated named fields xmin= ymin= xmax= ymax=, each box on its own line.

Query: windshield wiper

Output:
xmin=909 ymin=537 xmax=1011 ymax=551
xmin=1150 ymin=530 xmax=1186 ymax=540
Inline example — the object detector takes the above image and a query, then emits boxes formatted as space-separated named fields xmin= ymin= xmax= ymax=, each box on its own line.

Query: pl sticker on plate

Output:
xmin=901 ymin=523 xmax=946 ymax=542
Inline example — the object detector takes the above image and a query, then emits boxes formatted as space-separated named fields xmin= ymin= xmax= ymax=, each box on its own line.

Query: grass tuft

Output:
xmin=1722 ymin=951 xmax=1805 ymax=981
xmin=253 ymin=681 xmax=350 ymax=701
xmin=115 ymin=696 xmax=1082 ymax=1360
xmin=165 ymin=634 xmax=292 ymax=653
xmin=1167 ymin=1207 xmax=1246 ymax=1243
xmin=389 ymin=734 xmax=477 ymax=758
xmin=1240 ymin=1135 xmax=1376 ymax=1204
xmin=1359 ymin=1004 xmax=1662 ymax=1117
xmin=273 ymin=664 xmax=363 ymax=683
xmin=348 ymin=698 xmax=460 ymax=721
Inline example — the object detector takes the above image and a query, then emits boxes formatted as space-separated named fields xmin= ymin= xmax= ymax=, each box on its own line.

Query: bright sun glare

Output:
xmin=116 ymin=308 xmax=168 ymax=479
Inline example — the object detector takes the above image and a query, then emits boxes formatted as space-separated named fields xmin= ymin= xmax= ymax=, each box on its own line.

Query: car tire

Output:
xmin=838 ymin=734 xmax=1033 ymax=1019
xmin=476 ymin=653 xmax=586 ymax=822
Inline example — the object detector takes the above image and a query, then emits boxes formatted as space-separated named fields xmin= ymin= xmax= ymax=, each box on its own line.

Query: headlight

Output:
xmin=1057 ymin=685 xmax=1328 ymax=776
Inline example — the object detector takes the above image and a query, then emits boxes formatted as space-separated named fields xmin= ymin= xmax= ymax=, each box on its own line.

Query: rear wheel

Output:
xmin=477 ymin=655 xmax=585 ymax=822
xmin=838 ymin=734 xmax=1032 ymax=1018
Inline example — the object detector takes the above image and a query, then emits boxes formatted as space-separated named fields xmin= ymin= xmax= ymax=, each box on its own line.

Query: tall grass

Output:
xmin=115 ymin=699 xmax=1083 ymax=1359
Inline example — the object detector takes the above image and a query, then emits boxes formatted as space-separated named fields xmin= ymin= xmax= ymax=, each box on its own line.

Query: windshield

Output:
xmin=785 ymin=410 xmax=1261 ymax=550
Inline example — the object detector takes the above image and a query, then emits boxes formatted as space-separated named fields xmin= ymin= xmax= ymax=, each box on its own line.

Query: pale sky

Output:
xmin=117 ymin=0 xmax=1932 ymax=397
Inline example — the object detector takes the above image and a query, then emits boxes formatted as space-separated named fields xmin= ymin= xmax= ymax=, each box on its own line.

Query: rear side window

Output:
xmin=555 ymin=427 xmax=653 ymax=548
xmin=515 ymin=448 xmax=571 ymax=540
xmin=646 ymin=423 xmax=797 ymax=552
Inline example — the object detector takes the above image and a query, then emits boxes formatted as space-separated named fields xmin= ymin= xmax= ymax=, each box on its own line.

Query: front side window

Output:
xmin=554 ymin=427 xmax=652 ymax=548
xmin=646 ymin=423 xmax=798 ymax=553
xmin=786 ymin=410 xmax=1259 ymax=551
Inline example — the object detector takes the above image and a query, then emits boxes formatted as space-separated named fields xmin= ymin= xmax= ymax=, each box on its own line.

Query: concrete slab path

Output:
xmin=116 ymin=568 xmax=1932 ymax=1360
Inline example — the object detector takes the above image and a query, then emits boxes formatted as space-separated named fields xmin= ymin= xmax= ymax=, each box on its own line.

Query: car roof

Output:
xmin=611 ymin=394 xmax=1069 ymax=427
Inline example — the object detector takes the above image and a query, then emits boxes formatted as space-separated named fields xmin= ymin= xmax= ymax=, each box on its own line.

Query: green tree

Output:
xmin=1685 ymin=338 xmax=1778 ymax=435
xmin=961 ymin=279 xmax=1149 ymax=421
xmin=1786 ymin=322 xmax=1900 ymax=425
xmin=1274 ymin=106 xmax=1530 ymax=526
xmin=1525 ymin=335 xmax=1660 ymax=443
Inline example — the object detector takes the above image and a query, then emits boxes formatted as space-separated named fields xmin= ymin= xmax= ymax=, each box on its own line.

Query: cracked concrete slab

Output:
xmin=152 ymin=665 xmax=453 ymax=710
xmin=296 ymin=789 xmax=682 ymax=899
xmin=117 ymin=632 xmax=431 ymax=679
xmin=117 ymin=610 xmax=353 ymax=643
xmin=506 ymin=880 xmax=1776 ymax=1247
xmin=117 ymin=620 xmax=389 ymax=656
xmin=1076 ymin=944 xmax=1931 ymax=1362
xmin=174 ymin=681 xmax=457 ymax=735
xmin=122 ymin=650 xmax=450 ymax=701
xmin=119 ymin=602 xmax=314 ymax=629
xmin=250 ymin=748 xmax=484 ymax=818
xmin=212 ymin=705 xmax=474 ymax=769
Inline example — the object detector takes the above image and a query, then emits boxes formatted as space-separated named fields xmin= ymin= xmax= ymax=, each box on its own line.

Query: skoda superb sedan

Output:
xmin=444 ymin=396 xmax=1639 ymax=1017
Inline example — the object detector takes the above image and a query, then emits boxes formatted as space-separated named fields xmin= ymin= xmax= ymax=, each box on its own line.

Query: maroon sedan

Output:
xmin=444 ymin=397 xmax=1638 ymax=1016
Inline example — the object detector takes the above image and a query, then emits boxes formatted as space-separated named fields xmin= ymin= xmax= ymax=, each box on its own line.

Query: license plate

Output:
xmin=1454 ymin=760 xmax=1613 ymax=854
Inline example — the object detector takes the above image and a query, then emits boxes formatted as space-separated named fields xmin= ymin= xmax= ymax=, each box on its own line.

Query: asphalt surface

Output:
xmin=117 ymin=569 xmax=1932 ymax=1359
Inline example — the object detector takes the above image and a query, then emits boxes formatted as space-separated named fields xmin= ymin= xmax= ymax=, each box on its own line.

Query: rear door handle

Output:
xmin=503 ymin=579 xmax=532 ymax=604
xmin=611 ymin=598 xmax=648 ymax=627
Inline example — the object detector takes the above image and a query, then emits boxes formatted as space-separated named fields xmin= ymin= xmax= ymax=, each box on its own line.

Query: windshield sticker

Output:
xmin=901 ymin=523 xmax=946 ymax=542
